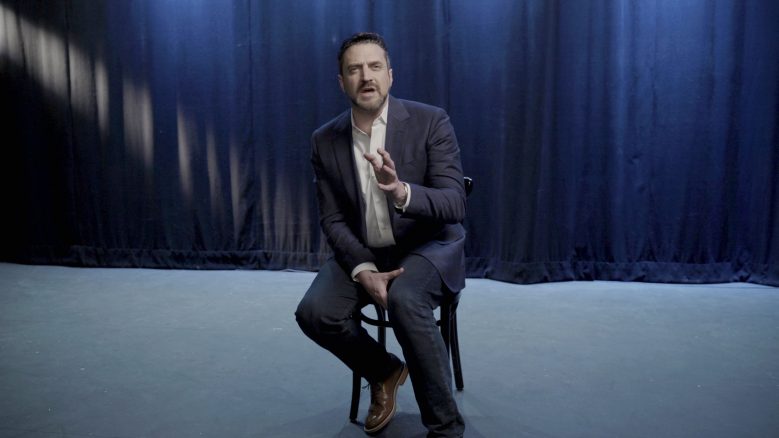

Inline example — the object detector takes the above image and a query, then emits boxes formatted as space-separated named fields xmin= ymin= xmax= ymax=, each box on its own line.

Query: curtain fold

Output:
xmin=1 ymin=0 xmax=776 ymax=286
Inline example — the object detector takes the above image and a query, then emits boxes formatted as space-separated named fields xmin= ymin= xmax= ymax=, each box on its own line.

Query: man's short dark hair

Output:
xmin=338 ymin=32 xmax=391 ymax=74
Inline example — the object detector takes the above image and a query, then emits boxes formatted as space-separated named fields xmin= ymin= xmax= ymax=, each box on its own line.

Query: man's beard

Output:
xmin=351 ymin=92 xmax=387 ymax=114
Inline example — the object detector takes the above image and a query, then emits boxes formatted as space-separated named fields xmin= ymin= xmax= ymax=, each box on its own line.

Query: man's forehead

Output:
xmin=343 ymin=43 xmax=386 ymax=62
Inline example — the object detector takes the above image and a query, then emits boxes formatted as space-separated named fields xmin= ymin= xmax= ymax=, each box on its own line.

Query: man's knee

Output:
xmin=387 ymin=284 xmax=428 ymax=323
xmin=387 ymin=258 xmax=443 ymax=324
xmin=295 ymin=285 xmax=352 ymax=341
xmin=294 ymin=292 xmax=317 ymax=336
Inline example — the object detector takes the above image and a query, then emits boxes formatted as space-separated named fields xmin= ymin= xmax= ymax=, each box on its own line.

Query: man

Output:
xmin=295 ymin=32 xmax=466 ymax=437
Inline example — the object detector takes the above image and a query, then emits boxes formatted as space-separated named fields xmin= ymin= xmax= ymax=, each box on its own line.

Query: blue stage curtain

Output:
xmin=0 ymin=0 xmax=777 ymax=285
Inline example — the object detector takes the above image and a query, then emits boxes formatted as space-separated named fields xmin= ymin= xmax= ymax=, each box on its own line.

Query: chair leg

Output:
xmin=450 ymin=311 xmax=464 ymax=391
xmin=350 ymin=309 xmax=366 ymax=422
xmin=440 ymin=302 xmax=452 ymax=356
xmin=376 ymin=304 xmax=386 ymax=346
xmin=349 ymin=372 xmax=361 ymax=422
xmin=350 ymin=305 xmax=387 ymax=422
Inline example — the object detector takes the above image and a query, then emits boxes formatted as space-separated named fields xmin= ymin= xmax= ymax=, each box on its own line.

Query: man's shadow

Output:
xmin=337 ymin=413 xmax=426 ymax=437
xmin=337 ymin=412 xmax=489 ymax=437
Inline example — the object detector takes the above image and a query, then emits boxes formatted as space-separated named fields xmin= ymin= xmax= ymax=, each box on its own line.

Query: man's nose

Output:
xmin=360 ymin=66 xmax=374 ymax=81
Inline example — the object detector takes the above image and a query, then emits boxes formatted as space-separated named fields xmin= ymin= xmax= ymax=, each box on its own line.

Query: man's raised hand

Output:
xmin=364 ymin=148 xmax=406 ymax=204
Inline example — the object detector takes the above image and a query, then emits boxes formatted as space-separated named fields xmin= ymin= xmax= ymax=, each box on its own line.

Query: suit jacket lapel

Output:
xmin=385 ymin=97 xmax=410 ymax=226
xmin=385 ymin=96 xmax=409 ymax=165
xmin=330 ymin=111 xmax=362 ymax=214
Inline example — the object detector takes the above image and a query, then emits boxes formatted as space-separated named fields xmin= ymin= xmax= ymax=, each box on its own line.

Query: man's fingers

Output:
xmin=384 ymin=267 xmax=405 ymax=280
xmin=366 ymin=150 xmax=396 ymax=171
xmin=377 ymin=148 xmax=395 ymax=168
xmin=377 ymin=166 xmax=397 ymax=180
xmin=364 ymin=152 xmax=386 ymax=175
xmin=364 ymin=152 xmax=380 ymax=167
xmin=365 ymin=152 xmax=399 ymax=189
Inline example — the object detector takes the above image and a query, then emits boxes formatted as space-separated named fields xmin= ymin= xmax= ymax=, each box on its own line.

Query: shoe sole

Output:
xmin=364 ymin=363 xmax=409 ymax=434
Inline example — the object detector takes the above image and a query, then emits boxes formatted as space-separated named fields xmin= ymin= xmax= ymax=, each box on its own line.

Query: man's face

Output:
xmin=338 ymin=43 xmax=393 ymax=115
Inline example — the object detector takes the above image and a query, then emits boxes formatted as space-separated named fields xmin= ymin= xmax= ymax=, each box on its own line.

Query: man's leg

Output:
xmin=295 ymin=258 xmax=398 ymax=384
xmin=387 ymin=255 xmax=465 ymax=438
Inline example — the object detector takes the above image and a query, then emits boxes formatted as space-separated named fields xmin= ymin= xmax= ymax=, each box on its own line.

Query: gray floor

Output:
xmin=0 ymin=263 xmax=777 ymax=438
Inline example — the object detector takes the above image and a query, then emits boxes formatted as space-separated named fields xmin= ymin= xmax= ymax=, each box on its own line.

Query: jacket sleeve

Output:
xmin=402 ymin=109 xmax=467 ymax=224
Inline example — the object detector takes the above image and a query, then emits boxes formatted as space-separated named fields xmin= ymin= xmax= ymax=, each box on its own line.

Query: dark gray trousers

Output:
xmin=295 ymin=254 xmax=465 ymax=437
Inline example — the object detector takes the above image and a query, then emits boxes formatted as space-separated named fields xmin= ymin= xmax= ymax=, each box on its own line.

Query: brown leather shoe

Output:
xmin=364 ymin=358 xmax=408 ymax=434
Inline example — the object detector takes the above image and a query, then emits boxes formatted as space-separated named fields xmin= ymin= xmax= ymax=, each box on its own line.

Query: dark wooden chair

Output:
xmin=349 ymin=176 xmax=472 ymax=422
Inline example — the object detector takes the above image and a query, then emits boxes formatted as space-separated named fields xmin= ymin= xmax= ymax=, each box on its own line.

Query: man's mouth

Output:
xmin=360 ymin=86 xmax=377 ymax=95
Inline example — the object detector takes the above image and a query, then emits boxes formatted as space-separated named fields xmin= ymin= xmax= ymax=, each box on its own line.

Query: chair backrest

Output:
xmin=464 ymin=176 xmax=473 ymax=197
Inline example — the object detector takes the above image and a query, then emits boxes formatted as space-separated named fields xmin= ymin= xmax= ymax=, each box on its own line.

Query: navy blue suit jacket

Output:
xmin=311 ymin=96 xmax=466 ymax=292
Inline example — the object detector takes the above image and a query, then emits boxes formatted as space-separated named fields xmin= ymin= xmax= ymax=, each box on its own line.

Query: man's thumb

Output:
xmin=387 ymin=267 xmax=405 ymax=278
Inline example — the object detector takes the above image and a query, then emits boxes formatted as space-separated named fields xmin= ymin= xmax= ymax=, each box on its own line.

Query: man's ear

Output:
xmin=388 ymin=68 xmax=393 ymax=87
xmin=337 ymin=74 xmax=344 ymax=93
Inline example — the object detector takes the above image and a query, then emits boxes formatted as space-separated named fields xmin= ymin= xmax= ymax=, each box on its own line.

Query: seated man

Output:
xmin=295 ymin=32 xmax=466 ymax=438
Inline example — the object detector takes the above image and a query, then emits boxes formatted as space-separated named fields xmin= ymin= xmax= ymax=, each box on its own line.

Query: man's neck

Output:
xmin=352 ymin=107 xmax=380 ymax=136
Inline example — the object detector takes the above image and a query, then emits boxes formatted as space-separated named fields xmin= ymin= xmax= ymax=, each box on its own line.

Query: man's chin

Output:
xmin=352 ymin=95 xmax=387 ymax=113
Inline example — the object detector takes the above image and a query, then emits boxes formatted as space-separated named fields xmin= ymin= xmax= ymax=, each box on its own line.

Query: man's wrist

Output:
xmin=393 ymin=182 xmax=407 ymax=204
xmin=351 ymin=262 xmax=379 ymax=281
xmin=393 ymin=182 xmax=410 ymax=209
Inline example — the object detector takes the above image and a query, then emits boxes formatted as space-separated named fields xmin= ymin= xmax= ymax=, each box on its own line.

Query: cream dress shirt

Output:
xmin=349 ymin=102 xmax=411 ymax=279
